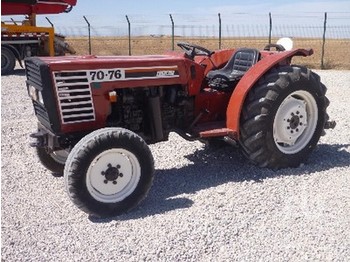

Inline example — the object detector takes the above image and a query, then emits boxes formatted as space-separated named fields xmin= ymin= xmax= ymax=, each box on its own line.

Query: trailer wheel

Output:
xmin=37 ymin=147 xmax=68 ymax=175
xmin=1 ymin=47 xmax=16 ymax=75
xmin=240 ymin=66 xmax=329 ymax=169
xmin=64 ymin=128 xmax=154 ymax=218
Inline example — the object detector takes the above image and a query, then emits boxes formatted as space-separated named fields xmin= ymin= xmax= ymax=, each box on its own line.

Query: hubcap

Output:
xmin=101 ymin=163 xmax=123 ymax=184
xmin=86 ymin=148 xmax=141 ymax=203
xmin=273 ymin=90 xmax=318 ymax=154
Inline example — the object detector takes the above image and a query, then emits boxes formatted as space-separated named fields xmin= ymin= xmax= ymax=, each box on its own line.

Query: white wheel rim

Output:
xmin=273 ymin=90 xmax=318 ymax=154
xmin=86 ymin=148 xmax=141 ymax=203
xmin=50 ymin=150 xmax=69 ymax=164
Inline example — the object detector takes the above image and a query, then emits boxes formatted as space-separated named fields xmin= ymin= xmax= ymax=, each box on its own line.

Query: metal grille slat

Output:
xmin=56 ymin=82 xmax=89 ymax=87
xmin=53 ymin=71 xmax=95 ymax=124
xmin=65 ymin=113 xmax=94 ymax=119
xmin=61 ymin=107 xmax=93 ymax=112
xmin=55 ymin=76 xmax=88 ymax=80
xmin=61 ymin=101 xmax=93 ymax=107
xmin=59 ymin=94 xmax=92 ymax=99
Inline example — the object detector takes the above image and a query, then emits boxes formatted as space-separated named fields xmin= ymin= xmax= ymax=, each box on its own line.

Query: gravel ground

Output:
xmin=1 ymin=67 xmax=350 ymax=261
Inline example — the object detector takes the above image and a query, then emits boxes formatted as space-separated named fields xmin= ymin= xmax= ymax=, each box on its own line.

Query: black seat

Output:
xmin=207 ymin=48 xmax=260 ymax=90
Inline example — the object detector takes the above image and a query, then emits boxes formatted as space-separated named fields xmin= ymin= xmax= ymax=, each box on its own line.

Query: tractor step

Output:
xmin=192 ymin=121 xmax=237 ymax=139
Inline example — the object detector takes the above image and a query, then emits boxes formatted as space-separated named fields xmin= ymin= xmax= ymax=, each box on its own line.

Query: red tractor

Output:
xmin=26 ymin=40 xmax=335 ymax=217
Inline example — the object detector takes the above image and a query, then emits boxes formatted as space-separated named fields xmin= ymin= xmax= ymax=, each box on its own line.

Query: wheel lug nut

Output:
xmin=113 ymin=181 xmax=117 ymax=185
xmin=104 ymin=180 xmax=108 ymax=184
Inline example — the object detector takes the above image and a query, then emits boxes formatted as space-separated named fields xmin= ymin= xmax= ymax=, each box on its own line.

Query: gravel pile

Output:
xmin=1 ymin=68 xmax=350 ymax=261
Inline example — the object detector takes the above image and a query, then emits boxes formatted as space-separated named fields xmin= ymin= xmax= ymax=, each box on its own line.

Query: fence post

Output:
xmin=83 ymin=16 xmax=91 ymax=55
xmin=268 ymin=12 xmax=272 ymax=44
xmin=45 ymin=17 xmax=53 ymax=27
xmin=218 ymin=13 xmax=222 ymax=49
xmin=169 ymin=14 xmax=174 ymax=50
xmin=321 ymin=12 xmax=327 ymax=69
xmin=126 ymin=15 xmax=131 ymax=56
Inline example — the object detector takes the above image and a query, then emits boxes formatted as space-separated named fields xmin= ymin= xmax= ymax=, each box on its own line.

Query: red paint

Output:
xmin=1 ymin=1 xmax=77 ymax=15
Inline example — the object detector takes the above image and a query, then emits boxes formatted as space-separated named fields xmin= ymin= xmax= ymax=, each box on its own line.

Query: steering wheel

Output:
xmin=263 ymin=43 xmax=286 ymax=52
xmin=177 ymin=42 xmax=213 ymax=59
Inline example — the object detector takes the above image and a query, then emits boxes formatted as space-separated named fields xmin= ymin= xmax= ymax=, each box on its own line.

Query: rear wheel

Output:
xmin=240 ymin=66 xmax=329 ymax=169
xmin=64 ymin=128 xmax=154 ymax=218
xmin=1 ymin=47 xmax=16 ymax=75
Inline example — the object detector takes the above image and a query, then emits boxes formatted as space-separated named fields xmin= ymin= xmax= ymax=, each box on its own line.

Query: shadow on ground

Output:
xmin=89 ymin=143 xmax=350 ymax=222
xmin=8 ymin=68 xmax=26 ymax=76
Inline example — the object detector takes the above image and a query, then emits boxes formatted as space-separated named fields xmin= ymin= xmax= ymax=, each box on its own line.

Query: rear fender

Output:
xmin=226 ymin=48 xmax=313 ymax=138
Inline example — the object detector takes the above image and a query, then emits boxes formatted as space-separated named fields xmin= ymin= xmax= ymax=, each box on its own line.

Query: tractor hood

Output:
xmin=28 ymin=54 xmax=194 ymax=91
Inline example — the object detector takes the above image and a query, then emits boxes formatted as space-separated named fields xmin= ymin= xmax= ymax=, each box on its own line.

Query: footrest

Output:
xmin=192 ymin=121 xmax=237 ymax=139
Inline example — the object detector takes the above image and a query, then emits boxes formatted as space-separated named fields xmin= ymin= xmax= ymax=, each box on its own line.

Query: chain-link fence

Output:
xmin=38 ymin=12 xmax=350 ymax=69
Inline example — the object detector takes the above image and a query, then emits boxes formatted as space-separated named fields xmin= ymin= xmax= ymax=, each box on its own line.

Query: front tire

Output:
xmin=240 ymin=66 xmax=329 ymax=169
xmin=36 ymin=147 xmax=68 ymax=174
xmin=64 ymin=128 xmax=154 ymax=218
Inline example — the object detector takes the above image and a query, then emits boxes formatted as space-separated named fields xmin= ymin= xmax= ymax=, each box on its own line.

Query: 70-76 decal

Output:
xmin=87 ymin=66 xmax=179 ymax=83
xmin=88 ymin=69 xmax=125 ymax=82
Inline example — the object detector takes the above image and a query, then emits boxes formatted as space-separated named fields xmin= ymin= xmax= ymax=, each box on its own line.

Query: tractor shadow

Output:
xmin=12 ymin=68 xmax=26 ymax=76
xmin=89 ymin=142 xmax=350 ymax=222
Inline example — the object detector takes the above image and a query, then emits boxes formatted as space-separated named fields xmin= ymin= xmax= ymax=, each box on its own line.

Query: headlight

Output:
xmin=28 ymin=85 xmax=38 ymax=101
xmin=37 ymin=90 xmax=44 ymax=104
xmin=28 ymin=85 xmax=44 ymax=104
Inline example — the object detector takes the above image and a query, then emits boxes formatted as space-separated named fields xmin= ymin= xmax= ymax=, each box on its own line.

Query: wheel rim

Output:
xmin=86 ymin=148 xmax=141 ymax=203
xmin=50 ymin=150 xmax=69 ymax=164
xmin=273 ymin=90 xmax=318 ymax=154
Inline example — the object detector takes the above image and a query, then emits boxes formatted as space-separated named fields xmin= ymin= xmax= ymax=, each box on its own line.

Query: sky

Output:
xmin=57 ymin=0 xmax=350 ymax=16
xmin=2 ymin=0 xmax=350 ymax=37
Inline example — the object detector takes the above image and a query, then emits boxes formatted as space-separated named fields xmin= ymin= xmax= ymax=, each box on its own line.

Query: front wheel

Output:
xmin=64 ymin=128 xmax=154 ymax=218
xmin=240 ymin=66 xmax=329 ymax=169
xmin=36 ymin=147 xmax=68 ymax=174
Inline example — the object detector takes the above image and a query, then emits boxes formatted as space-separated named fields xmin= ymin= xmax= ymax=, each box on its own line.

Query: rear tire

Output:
xmin=240 ymin=66 xmax=329 ymax=169
xmin=64 ymin=128 xmax=154 ymax=218
xmin=1 ymin=47 xmax=16 ymax=75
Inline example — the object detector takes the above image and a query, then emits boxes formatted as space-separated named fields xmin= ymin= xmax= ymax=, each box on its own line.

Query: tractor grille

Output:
xmin=25 ymin=59 xmax=43 ymax=89
xmin=32 ymin=100 xmax=51 ymax=127
xmin=53 ymin=71 xmax=96 ymax=124
xmin=25 ymin=59 xmax=51 ymax=126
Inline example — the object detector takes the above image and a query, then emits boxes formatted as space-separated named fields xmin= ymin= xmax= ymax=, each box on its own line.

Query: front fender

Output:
xmin=226 ymin=48 xmax=313 ymax=138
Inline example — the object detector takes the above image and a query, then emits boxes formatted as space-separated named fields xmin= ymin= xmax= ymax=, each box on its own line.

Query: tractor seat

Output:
xmin=207 ymin=48 xmax=260 ymax=90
